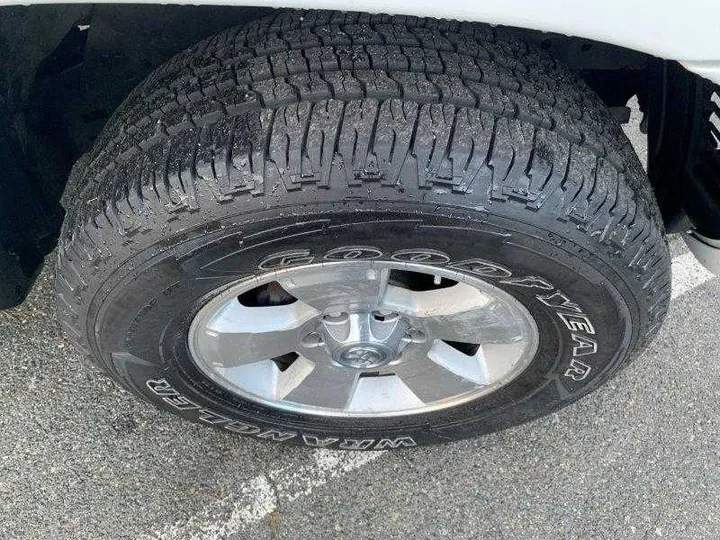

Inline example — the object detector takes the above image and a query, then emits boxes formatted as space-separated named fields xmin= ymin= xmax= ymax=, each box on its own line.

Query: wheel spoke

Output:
xmin=197 ymin=329 xmax=299 ymax=368
xmin=427 ymin=339 xmax=487 ymax=385
xmin=276 ymin=266 xmax=390 ymax=312
xmin=392 ymin=344 xmax=478 ymax=403
xmin=206 ymin=297 xmax=319 ymax=334
xmin=282 ymin=363 xmax=360 ymax=410
xmin=479 ymin=341 xmax=529 ymax=382
xmin=381 ymin=283 xmax=526 ymax=344
xmin=345 ymin=374 xmax=424 ymax=413
xmin=195 ymin=299 xmax=317 ymax=367
xmin=216 ymin=355 xmax=315 ymax=400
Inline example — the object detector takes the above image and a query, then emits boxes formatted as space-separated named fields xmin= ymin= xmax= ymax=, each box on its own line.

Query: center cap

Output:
xmin=309 ymin=310 xmax=411 ymax=370
xmin=336 ymin=344 xmax=392 ymax=369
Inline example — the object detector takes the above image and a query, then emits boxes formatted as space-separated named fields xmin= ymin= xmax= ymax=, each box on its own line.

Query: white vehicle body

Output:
xmin=2 ymin=0 xmax=719 ymax=83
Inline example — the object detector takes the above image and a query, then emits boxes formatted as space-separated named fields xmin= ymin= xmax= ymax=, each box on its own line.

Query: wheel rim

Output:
xmin=188 ymin=261 xmax=539 ymax=418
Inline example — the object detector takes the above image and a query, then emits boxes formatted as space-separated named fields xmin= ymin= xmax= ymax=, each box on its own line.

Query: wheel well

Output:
xmin=647 ymin=62 xmax=720 ymax=235
xmin=0 ymin=4 xmax=710 ymax=306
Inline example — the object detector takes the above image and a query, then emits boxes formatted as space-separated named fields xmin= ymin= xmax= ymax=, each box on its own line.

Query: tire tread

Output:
xmin=56 ymin=10 xmax=670 ymax=360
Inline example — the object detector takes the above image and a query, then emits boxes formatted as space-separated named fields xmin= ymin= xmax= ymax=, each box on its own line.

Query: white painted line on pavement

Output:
xmin=140 ymin=450 xmax=385 ymax=540
xmin=671 ymin=251 xmax=715 ymax=299
xmin=141 ymin=250 xmax=716 ymax=540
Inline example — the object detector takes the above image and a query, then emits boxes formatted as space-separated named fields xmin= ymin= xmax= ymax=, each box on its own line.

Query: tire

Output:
xmin=56 ymin=10 xmax=670 ymax=450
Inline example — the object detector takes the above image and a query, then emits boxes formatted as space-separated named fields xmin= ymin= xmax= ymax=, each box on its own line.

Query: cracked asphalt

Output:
xmin=0 ymin=103 xmax=718 ymax=540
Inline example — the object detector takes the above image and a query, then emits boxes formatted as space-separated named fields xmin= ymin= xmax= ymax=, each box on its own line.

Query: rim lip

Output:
xmin=187 ymin=260 xmax=540 ymax=418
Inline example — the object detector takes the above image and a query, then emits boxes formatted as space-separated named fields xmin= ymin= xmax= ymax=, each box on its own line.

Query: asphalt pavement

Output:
xmin=0 ymin=103 xmax=718 ymax=540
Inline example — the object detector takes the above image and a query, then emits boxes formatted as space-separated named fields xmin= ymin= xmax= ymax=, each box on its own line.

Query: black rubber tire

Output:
xmin=56 ymin=10 xmax=671 ymax=450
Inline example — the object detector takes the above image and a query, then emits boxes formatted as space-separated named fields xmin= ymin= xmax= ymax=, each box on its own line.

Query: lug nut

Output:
xmin=301 ymin=332 xmax=324 ymax=347
xmin=322 ymin=312 xmax=347 ymax=324
xmin=404 ymin=328 xmax=426 ymax=343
